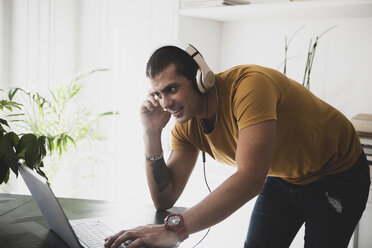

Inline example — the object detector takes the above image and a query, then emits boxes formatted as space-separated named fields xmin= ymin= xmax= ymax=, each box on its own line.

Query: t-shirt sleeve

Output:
xmin=233 ymin=72 xmax=280 ymax=130
xmin=171 ymin=123 xmax=199 ymax=152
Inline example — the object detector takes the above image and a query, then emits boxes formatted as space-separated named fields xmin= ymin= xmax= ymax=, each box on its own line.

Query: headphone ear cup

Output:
xmin=196 ymin=68 xmax=215 ymax=94
xmin=196 ymin=68 xmax=204 ymax=93
xmin=204 ymin=71 xmax=215 ymax=91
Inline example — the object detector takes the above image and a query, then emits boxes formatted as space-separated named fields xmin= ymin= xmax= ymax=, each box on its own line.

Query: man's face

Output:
xmin=150 ymin=64 xmax=203 ymax=124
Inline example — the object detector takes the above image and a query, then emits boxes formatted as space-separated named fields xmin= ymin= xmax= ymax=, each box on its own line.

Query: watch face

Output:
xmin=168 ymin=215 xmax=180 ymax=226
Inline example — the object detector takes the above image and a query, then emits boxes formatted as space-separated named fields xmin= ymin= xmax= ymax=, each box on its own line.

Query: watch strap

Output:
xmin=164 ymin=214 xmax=189 ymax=242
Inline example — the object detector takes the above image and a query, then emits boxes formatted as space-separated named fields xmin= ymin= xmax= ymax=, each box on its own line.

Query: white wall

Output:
xmin=75 ymin=0 xmax=179 ymax=202
xmin=179 ymin=9 xmax=372 ymax=119
xmin=5 ymin=0 xmax=79 ymax=93
xmin=0 ymin=1 xmax=12 ymax=88
xmin=178 ymin=16 xmax=221 ymax=73
xmin=220 ymin=16 xmax=372 ymax=119
xmin=0 ymin=0 xmax=4 ymax=86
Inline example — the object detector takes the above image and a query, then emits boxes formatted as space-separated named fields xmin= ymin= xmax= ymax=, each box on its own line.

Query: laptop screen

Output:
xmin=19 ymin=163 xmax=82 ymax=248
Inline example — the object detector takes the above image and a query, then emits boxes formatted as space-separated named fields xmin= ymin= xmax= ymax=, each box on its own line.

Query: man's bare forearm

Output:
xmin=144 ymin=131 xmax=176 ymax=209
xmin=182 ymin=170 xmax=263 ymax=235
xmin=148 ymin=158 xmax=171 ymax=192
xmin=149 ymin=151 xmax=175 ymax=191
xmin=146 ymin=157 xmax=178 ymax=209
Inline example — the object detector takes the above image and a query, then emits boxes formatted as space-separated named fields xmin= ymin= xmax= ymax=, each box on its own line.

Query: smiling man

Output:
xmin=105 ymin=42 xmax=370 ymax=248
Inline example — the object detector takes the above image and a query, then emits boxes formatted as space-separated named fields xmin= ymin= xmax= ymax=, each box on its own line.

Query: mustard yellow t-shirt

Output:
xmin=171 ymin=65 xmax=362 ymax=185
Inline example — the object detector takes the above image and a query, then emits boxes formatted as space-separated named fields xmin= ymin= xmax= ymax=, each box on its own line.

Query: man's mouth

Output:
xmin=169 ymin=106 xmax=183 ymax=115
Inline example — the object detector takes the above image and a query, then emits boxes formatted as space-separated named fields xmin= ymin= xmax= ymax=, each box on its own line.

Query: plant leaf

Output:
xmin=0 ymin=158 xmax=10 ymax=184
xmin=5 ymin=132 xmax=19 ymax=146
xmin=38 ymin=136 xmax=47 ymax=158
xmin=0 ymin=118 xmax=9 ymax=127
xmin=3 ymin=149 xmax=19 ymax=177
xmin=4 ymin=168 xmax=10 ymax=183
xmin=16 ymin=134 xmax=37 ymax=154
xmin=6 ymin=113 xmax=25 ymax=117
xmin=47 ymin=136 xmax=54 ymax=153
xmin=8 ymin=88 xmax=20 ymax=101
xmin=16 ymin=134 xmax=40 ymax=169
xmin=35 ymin=166 xmax=48 ymax=180
xmin=24 ymin=141 xmax=41 ymax=169
xmin=99 ymin=111 xmax=119 ymax=117
xmin=0 ymin=137 xmax=5 ymax=157
xmin=1 ymin=133 xmax=20 ymax=176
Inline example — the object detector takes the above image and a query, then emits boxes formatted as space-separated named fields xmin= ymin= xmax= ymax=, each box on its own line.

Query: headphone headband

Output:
xmin=155 ymin=41 xmax=215 ymax=93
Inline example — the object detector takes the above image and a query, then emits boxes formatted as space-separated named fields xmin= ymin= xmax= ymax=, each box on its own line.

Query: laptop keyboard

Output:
xmin=71 ymin=221 xmax=130 ymax=248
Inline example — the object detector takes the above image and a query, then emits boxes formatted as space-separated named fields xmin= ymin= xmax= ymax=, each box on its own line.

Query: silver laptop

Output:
xmin=19 ymin=163 xmax=130 ymax=248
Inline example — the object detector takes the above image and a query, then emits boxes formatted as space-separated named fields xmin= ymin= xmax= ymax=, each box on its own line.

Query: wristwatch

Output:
xmin=164 ymin=213 xmax=189 ymax=242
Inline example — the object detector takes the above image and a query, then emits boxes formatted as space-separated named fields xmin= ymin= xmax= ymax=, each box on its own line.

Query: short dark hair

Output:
xmin=145 ymin=46 xmax=200 ymax=92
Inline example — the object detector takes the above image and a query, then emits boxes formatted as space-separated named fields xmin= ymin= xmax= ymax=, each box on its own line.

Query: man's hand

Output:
xmin=104 ymin=224 xmax=179 ymax=248
xmin=140 ymin=93 xmax=171 ymax=133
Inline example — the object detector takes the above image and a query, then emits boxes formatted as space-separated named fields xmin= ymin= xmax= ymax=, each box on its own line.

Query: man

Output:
xmin=105 ymin=42 xmax=370 ymax=248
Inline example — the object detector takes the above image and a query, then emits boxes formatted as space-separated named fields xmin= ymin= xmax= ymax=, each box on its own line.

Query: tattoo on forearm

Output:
xmin=150 ymin=159 xmax=171 ymax=192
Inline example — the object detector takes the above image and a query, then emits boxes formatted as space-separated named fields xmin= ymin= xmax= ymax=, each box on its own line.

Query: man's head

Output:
xmin=145 ymin=43 xmax=215 ymax=124
xmin=146 ymin=46 xmax=201 ymax=94
xmin=146 ymin=42 xmax=215 ymax=94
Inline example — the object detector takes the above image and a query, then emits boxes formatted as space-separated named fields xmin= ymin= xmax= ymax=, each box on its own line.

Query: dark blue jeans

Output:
xmin=244 ymin=153 xmax=371 ymax=248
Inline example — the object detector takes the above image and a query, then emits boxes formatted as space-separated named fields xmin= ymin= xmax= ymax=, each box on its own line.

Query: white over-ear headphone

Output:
xmin=157 ymin=41 xmax=215 ymax=94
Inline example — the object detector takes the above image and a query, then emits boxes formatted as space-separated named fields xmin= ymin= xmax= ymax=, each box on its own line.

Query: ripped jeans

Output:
xmin=244 ymin=152 xmax=371 ymax=248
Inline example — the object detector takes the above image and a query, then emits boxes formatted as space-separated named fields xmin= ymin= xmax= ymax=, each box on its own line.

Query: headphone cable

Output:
xmin=202 ymin=151 xmax=212 ymax=193
xmin=191 ymin=92 xmax=213 ymax=248
xmin=192 ymin=151 xmax=211 ymax=248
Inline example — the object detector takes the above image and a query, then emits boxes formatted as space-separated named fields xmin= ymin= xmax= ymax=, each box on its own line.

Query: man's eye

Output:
xmin=169 ymin=87 xmax=177 ymax=93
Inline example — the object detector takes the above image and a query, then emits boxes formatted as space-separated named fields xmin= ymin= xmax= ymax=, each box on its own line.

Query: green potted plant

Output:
xmin=0 ymin=69 xmax=117 ymax=186
xmin=0 ymin=91 xmax=47 ymax=184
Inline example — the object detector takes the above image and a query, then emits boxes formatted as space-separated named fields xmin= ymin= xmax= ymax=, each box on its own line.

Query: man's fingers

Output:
xmin=142 ymin=99 xmax=166 ymax=115
xmin=143 ymin=100 xmax=155 ymax=112
xmin=147 ymin=93 xmax=159 ymax=107
xmin=104 ymin=230 xmax=126 ymax=247
xmin=142 ymin=91 xmax=162 ymax=113
xmin=127 ymin=238 xmax=146 ymax=248
xmin=111 ymin=230 xmax=141 ymax=248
